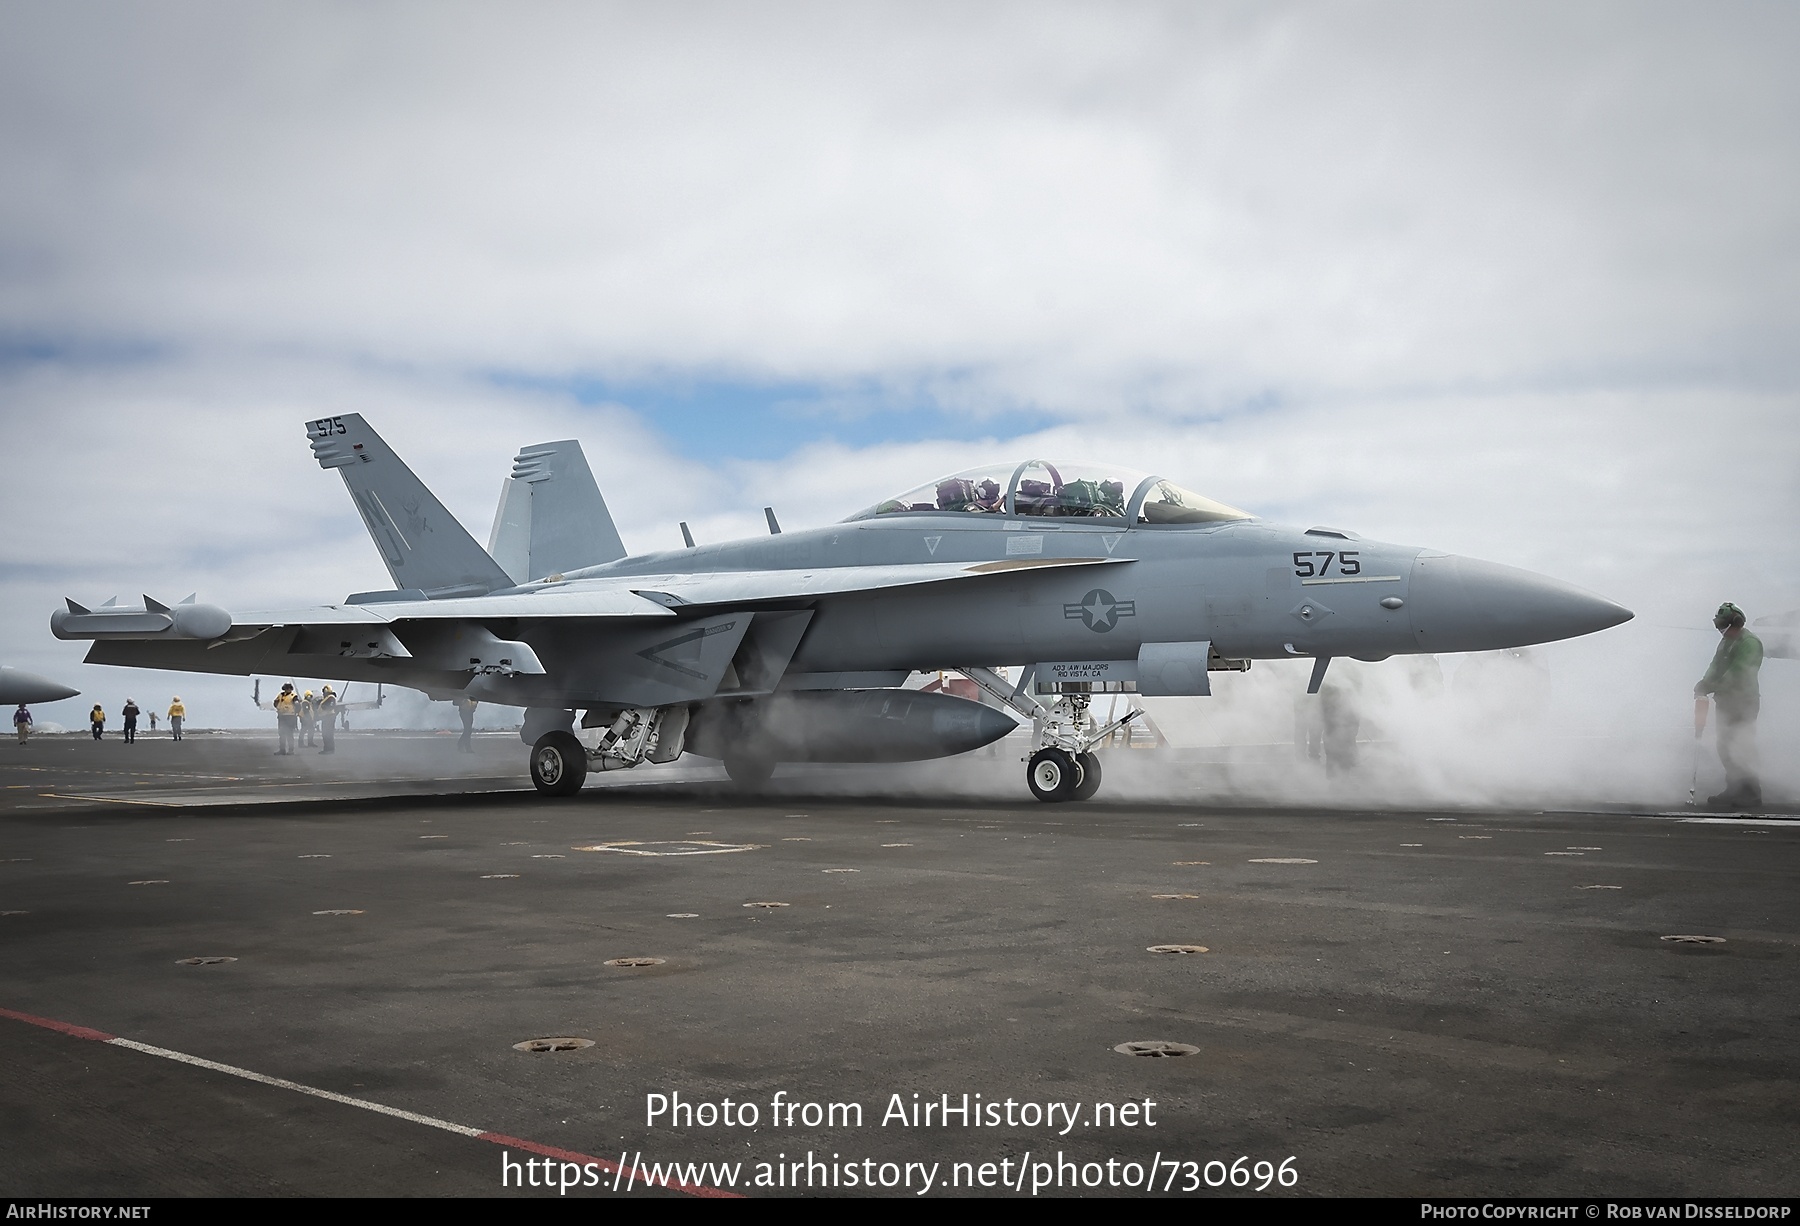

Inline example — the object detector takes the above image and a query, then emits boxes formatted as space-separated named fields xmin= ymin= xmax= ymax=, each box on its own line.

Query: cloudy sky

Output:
xmin=2 ymin=2 xmax=1796 ymax=751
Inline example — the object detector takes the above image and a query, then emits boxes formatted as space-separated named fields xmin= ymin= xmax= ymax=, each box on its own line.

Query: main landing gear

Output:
xmin=526 ymin=705 xmax=691 ymax=797
xmin=958 ymin=667 xmax=1134 ymax=804
xmin=530 ymin=731 xmax=586 ymax=797
xmin=724 ymin=755 xmax=775 ymax=788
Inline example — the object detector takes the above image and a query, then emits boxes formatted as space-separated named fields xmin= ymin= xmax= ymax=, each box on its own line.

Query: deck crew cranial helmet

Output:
xmin=1714 ymin=602 xmax=1746 ymax=630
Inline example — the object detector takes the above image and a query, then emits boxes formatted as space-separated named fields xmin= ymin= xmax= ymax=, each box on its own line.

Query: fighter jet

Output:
xmin=0 ymin=666 xmax=79 ymax=705
xmin=50 ymin=415 xmax=1632 ymax=801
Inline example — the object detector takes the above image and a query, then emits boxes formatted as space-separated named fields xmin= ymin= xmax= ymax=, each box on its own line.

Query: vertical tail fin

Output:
xmin=308 ymin=414 xmax=514 ymax=598
xmin=486 ymin=440 xmax=627 ymax=583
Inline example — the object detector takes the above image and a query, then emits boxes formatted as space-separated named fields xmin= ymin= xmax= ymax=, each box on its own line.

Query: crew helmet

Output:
xmin=1714 ymin=602 xmax=1747 ymax=629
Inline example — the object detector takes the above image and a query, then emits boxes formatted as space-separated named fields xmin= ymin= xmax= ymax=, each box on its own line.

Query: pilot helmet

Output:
xmin=1714 ymin=602 xmax=1747 ymax=630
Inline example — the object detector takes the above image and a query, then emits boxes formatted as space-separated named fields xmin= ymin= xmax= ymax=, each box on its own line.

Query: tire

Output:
xmin=530 ymin=731 xmax=587 ymax=796
xmin=1071 ymin=752 xmax=1102 ymax=801
xmin=1027 ymin=748 xmax=1080 ymax=802
xmin=724 ymin=755 xmax=775 ymax=788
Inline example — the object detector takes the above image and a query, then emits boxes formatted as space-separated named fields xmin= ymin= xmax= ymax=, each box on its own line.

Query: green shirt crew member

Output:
xmin=1695 ymin=602 xmax=1764 ymax=808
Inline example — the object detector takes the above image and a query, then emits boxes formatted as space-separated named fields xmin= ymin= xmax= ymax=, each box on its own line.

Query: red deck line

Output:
xmin=2 ymin=1005 xmax=738 ymax=1198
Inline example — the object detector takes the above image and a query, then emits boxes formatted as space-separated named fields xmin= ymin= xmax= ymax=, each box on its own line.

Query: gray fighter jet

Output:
xmin=51 ymin=415 xmax=1632 ymax=801
xmin=0 ymin=666 xmax=80 ymax=705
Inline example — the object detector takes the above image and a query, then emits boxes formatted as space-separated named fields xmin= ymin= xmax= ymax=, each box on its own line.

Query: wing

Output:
xmin=58 ymin=556 xmax=1126 ymax=707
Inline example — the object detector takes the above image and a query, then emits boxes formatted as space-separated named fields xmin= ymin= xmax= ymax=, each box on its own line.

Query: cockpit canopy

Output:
xmin=843 ymin=461 xmax=1252 ymax=525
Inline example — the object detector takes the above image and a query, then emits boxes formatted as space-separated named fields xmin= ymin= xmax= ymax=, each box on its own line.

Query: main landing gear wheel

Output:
xmin=530 ymin=731 xmax=587 ymax=797
xmin=1027 ymin=747 xmax=1081 ymax=802
xmin=724 ymin=756 xmax=775 ymax=788
xmin=1071 ymin=752 xmax=1102 ymax=801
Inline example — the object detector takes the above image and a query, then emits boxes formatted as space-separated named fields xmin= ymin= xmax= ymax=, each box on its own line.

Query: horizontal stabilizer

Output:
xmin=309 ymin=414 xmax=513 ymax=598
xmin=487 ymin=440 xmax=627 ymax=584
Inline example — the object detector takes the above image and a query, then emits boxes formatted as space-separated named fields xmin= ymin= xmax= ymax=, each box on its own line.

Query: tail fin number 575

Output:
xmin=310 ymin=417 xmax=348 ymax=438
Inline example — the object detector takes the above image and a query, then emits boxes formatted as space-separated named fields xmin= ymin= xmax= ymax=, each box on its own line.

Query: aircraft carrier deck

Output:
xmin=3 ymin=731 xmax=1796 ymax=1199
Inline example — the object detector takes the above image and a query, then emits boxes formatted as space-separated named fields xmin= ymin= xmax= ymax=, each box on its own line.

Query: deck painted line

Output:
xmin=1 ymin=1004 xmax=739 ymax=1198
xmin=0 ymin=1005 xmax=117 ymax=1042
xmin=35 ymin=792 xmax=186 ymax=808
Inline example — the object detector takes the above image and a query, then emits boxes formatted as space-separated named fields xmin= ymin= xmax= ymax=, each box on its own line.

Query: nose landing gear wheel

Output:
xmin=1071 ymin=752 xmax=1102 ymax=801
xmin=530 ymin=731 xmax=587 ymax=796
xmin=1027 ymin=747 xmax=1081 ymax=802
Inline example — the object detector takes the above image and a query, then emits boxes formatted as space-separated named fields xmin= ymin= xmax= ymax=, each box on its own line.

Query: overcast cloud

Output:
xmin=1 ymin=2 xmax=1795 ymax=789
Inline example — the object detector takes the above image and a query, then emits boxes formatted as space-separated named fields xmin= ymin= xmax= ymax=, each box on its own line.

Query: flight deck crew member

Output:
xmin=300 ymin=690 xmax=318 ymax=748
xmin=317 ymin=686 xmax=337 ymax=754
xmin=1696 ymin=601 xmax=1765 ymax=808
xmin=90 ymin=704 xmax=105 ymax=740
xmin=458 ymin=696 xmax=477 ymax=753
xmin=122 ymin=698 xmax=140 ymax=744
xmin=13 ymin=704 xmax=30 ymax=746
xmin=273 ymin=683 xmax=299 ymax=755
xmin=168 ymin=697 xmax=185 ymax=741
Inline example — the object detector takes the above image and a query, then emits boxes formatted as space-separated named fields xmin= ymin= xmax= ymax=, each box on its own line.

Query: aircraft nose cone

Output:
xmin=0 ymin=667 xmax=81 ymax=705
xmin=1407 ymin=553 xmax=1632 ymax=652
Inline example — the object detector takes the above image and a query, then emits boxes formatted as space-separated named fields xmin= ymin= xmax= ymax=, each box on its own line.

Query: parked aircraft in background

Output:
xmin=0 ymin=665 xmax=79 ymax=705
xmin=52 ymin=415 xmax=1631 ymax=801
xmin=1755 ymin=609 xmax=1797 ymax=660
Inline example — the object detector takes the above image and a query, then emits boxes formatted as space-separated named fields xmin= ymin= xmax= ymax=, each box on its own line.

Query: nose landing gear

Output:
xmin=1027 ymin=747 xmax=1080 ymax=801
xmin=1025 ymin=748 xmax=1106 ymax=802
xmin=1071 ymin=751 xmax=1102 ymax=801
xmin=958 ymin=667 xmax=1136 ymax=803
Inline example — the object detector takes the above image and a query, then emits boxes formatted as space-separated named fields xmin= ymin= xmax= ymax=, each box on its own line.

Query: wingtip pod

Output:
xmin=51 ymin=600 xmax=232 ymax=641
xmin=171 ymin=603 xmax=233 ymax=640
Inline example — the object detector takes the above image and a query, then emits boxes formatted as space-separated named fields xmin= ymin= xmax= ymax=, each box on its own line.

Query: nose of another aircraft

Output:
xmin=1406 ymin=553 xmax=1633 ymax=653
xmin=0 ymin=667 xmax=81 ymax=704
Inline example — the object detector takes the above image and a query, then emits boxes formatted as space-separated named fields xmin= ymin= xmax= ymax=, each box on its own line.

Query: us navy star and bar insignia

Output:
xmin=1065 ymin=588 xmax=1136 ymax=633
